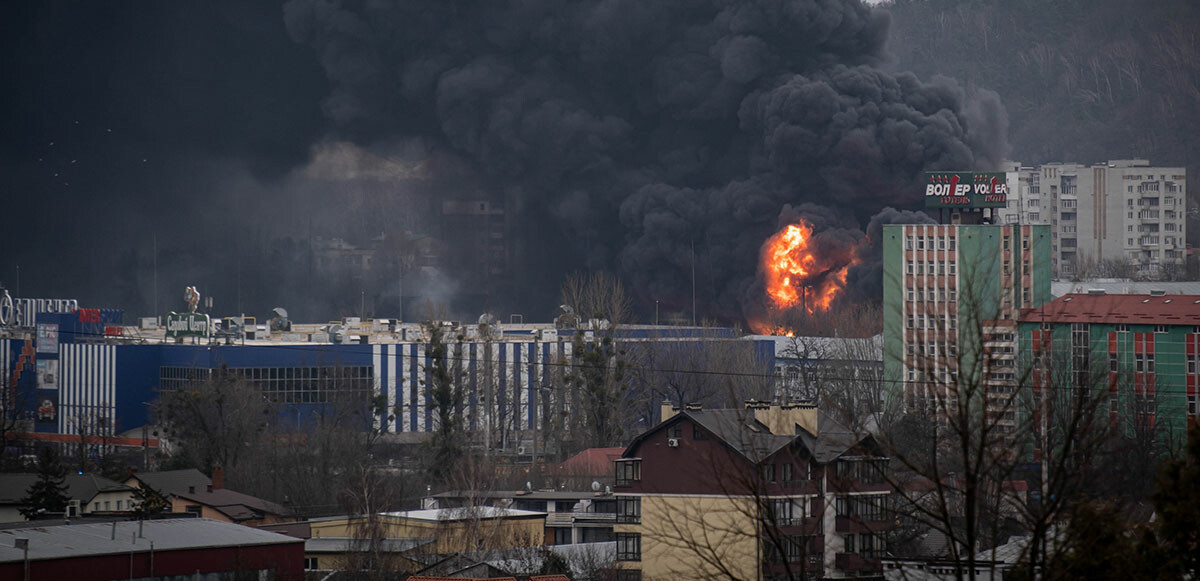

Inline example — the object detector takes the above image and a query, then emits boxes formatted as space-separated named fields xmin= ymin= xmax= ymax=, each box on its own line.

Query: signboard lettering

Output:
xmin=924 ymin=172 xmax=1009 ymax=208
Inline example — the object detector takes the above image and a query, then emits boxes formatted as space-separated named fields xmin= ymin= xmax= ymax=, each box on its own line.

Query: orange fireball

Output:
xmin=761 ymin=220 xmax=854 ymax=314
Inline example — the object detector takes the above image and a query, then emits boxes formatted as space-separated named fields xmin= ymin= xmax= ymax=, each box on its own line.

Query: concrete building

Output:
xmin=310 ymin=507 xmax=547 ymax=555
xmin=1 ymin=308 xmax=778 ymax=460
xmin=426 ymin=488 xmax=617 ymax=546
xmin=611 ymin=402 xmax=892 ymax=581
xmin=882 ymin=224 xmax=1053 ymax=429
xmin=1000 ymin=160 xmax=1187 ymax=279
xmin=1019 ymin=292 xmax=1200 ymax=452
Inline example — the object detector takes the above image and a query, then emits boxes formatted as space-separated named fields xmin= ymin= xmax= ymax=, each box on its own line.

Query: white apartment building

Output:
xmin=999 ymin=160 xmax=1187 ymax=279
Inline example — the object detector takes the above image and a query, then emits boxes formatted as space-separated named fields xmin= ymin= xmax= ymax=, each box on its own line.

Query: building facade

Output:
xmin=999 ymin=160 xmax=1187 ymax=279
xmin=882 ymin=224 xmax=1053 ymax=428
xmin=1018 ymin=292 xmax=1200 ymax=452
xmin=612 ymin=402 xmax=891 ymax=581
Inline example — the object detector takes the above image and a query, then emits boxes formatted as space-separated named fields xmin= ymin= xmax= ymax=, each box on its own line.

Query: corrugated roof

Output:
xmin=1021 ymin=293 xmax=1200 ymax=324
xmin=0 ymin=518 xmax=300 ymax=563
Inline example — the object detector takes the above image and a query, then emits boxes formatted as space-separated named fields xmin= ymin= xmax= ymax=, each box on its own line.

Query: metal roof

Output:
xmin=1021 ymin=293 xmax=1200 ymax=325
xmin=380 ymin=507 xmax=546 ymax=522
xmin=0 ymin=473 xmax=132 ymax=506
xmin=0 ymin=518 xmax=300 ymax=563
xmin=125 ymin=469 xmax=211 ymax=496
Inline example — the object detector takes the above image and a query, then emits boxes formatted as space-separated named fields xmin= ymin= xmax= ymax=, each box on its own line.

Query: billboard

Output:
xmin=925 ymin=172 xmax=1009 ymax=208
xmin=166 ymin=312 xmax=211 ymax=338
xmin=36 ymin=323 xmax=59 ymax=354
xmin=37 ymin=359 xmax=58 ymax=390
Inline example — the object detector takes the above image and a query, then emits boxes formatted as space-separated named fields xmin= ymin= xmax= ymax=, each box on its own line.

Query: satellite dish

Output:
xmin=272 ymin=307 xmax=288 ymax=319
xmin=591 ymin=481 xmax=601 ymax=492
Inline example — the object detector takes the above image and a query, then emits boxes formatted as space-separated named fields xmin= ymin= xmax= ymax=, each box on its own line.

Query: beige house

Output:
xmin=310 ymin=507 xmax=546 ymax=556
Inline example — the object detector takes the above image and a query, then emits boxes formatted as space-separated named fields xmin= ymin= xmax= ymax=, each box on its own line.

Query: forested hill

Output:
xmin=884 ymin=0 xmax=1200 ymax=241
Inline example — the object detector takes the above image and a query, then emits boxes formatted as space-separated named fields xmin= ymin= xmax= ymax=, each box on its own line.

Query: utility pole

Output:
xmin=691 ymin=239 xmax=696 ymax=326
xmin=152 ymin=235 xmax=158 ymax=319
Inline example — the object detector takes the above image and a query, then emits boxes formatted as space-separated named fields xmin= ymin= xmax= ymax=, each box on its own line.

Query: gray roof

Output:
xmin=0 ymin=473 xmax=132 ymax=506
xmin=126 ymin=469 xmax=210 ymax=496
xmin=0 ymin=518 xmax=300 ymax=563
xmin=672 ymin=408 xmax=872 ymax=464
xmin=172 ymin=488 xmax=290 ymax=522
xmin=686 ymin=409 xmax=796 ymax=460
xmin=432 ymin=489 xmax=599 ymax=501
xmin=1052 ymin=280 xmax=1200 ymax=297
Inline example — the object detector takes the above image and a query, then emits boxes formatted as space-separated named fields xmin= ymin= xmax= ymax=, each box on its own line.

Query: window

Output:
xmin=304 ymin=557 xmax=319 ymax=571
xmin=1189 ymin=394 xmax=1198 ymax=416
xmin=554 ymin=528 xmax=573 ymax=545
xmin=763 ymin=464 xmax=776 ymax=483
xmin=615 ymin=459 xmax=641 ymax=487
xmin=906 ymin=236 xmax=913 ymax=250
xmin=617 ymin=533 xmax=642 ymax=561
xmin=616 ymin=497 xmax=641 ymax=524
xmin=668 ymin=422 xmax=682 ymax=439
xmin=844 ymin=533 xmax=856 ymax=553
xmin=1117 ymin=324 xmax=1129 ymax=332
xmin=693 ymin=424 xmax=708 ymax=440
xmin=1155 ymin=325 xmax=1169 ymax=334
xmin=781 ymin=462 xmax=793 ymax=483
xmin=104 ymin=501 xmax=110 ymax=511
xmin=949 ymin=263 xmax=956 ymax=275
xmin=770 ymin=498 xmax=793 ymax=524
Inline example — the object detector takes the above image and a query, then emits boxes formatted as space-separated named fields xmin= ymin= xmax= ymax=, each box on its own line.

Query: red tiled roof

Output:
xmin=1020 ymin=294 xmax=1200 ymax=325
xmin=551 ymin=447 xmax=624 ymax=475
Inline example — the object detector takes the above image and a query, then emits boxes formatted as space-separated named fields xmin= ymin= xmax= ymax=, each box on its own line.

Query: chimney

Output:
xmin=660 ymin=401 xmax=679 ymax=422
xmin=211 ymin=466 xmax=224 ymax=491
xmin=752 ymin=402 xmax=818 ymax=436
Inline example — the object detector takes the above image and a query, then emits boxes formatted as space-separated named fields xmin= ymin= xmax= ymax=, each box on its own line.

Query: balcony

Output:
xmin=835 ymin=552 xmax=882 ymax=573
xmin=776 ymin=516 xmax=823 ymax=534
xmin=835 ymin=515 xmax=892 ymax=533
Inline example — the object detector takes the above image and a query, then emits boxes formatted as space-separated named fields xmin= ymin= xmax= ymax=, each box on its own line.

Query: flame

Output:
xmin=760 ymin=220 xmax=855 ymax=315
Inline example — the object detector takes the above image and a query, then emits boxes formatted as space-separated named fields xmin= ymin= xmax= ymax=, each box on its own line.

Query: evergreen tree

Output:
xmin=1152 ymin=422 xmax=1200 ymax=577
xmin=130 ymin=484 xmax=171 ymax=519
xmin=19 ymin=447 xmax=70 ymax=519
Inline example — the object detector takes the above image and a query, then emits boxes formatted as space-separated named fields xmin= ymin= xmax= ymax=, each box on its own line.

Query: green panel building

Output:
xmin=882 ymin=224 xmax=1052 ymax=426
xmin=1018 ymin=293 xmax=1200 ymax=452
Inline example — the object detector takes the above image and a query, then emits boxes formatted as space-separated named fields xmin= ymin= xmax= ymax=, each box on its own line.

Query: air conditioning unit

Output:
xmin=667 ymin=438 xmax=680 ymax=448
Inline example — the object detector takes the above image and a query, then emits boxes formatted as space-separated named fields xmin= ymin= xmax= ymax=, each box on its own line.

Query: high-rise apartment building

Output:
xmin=999 ymin=160 xmax=1187 ymax=279
xmin=882 ymin=224 xmax=1052 ymax=430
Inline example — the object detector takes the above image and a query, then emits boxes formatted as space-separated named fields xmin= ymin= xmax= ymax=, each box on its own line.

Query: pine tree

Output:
xmin=19 ymin=447 xmax=70 ymax=519
xmin=130 ymin=484 xmax=171 ymax=519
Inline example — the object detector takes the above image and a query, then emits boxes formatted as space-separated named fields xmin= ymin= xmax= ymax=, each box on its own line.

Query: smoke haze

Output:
xmin=1 ymin=1 xmax=1006 ymax=325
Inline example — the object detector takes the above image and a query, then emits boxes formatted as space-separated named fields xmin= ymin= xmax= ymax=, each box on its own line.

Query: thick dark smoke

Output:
xmin=1 ymin=1 xmax=1005 ymax=326
xmin=283 ymin=0 xmax=1006 ymax=323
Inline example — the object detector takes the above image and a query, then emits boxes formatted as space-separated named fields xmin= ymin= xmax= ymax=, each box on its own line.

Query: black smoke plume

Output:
xmin=283 ymin=0 xmax=1006 ymax=324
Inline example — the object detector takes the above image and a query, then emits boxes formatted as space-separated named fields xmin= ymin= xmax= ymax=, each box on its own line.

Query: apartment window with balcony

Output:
xmin=616 ymin=497 xmax=641 ymax=524
xmin=616 ymin=533 xmax=642 ymax=561
xmin=615 ymin=459 xmax=641 ymax=486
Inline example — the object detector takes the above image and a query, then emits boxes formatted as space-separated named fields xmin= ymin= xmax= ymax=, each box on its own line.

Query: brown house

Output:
xmin=164 ymin=467 xmax=293 ymax=526
xmin=612 ymin=401 xmax=893 ymax=581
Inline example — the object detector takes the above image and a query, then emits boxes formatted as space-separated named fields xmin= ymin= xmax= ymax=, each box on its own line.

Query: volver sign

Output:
xmin=924 ymin=172 xmax=1009 ymax=208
